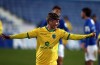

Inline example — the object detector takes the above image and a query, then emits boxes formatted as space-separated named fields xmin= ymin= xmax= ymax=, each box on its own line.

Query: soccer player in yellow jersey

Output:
xmin=0 ymin=13 xmax=95 ymax=65
xmin=0 ymin=20 xmax=3 ymax=34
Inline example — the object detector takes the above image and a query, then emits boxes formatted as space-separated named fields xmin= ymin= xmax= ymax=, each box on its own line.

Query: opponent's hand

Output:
xmin=0 ymin=34 xmax=10 ymax=39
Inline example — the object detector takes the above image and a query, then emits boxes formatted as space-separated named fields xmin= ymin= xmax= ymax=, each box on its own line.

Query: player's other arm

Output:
xmin=68 ymin=33 xmax=95 ymax=40
xmin=61 ymin=30 xmax=95 ymax=40
xmin=0 ymin=28 xmax=38 ymax=39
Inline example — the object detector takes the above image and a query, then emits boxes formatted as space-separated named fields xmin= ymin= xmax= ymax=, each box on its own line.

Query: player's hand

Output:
xmin=0 ymin=34 xmax=10 ymax=39
xmin=91 ymin=32 xmax=96 ymax=37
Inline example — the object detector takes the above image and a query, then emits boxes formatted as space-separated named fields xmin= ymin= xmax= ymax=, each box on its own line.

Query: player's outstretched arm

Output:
xmin=0 ymin=28 xmax=38 ymax=39
xmin=10 ymin=33 xmax=28 ymax=39
xmin=68 ymin=32 xmax=95 ymax=40
xmin=0 ymin=33 xmax=28 ymax=39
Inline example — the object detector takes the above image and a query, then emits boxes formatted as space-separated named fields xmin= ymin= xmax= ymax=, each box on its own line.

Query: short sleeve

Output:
xmin=60 ymin=30 xmax=70 ymax=40
xmin=90 ymin=21 xmax=96 ymax=33
xmin=27 ymin=28 xmax=39 ymax=38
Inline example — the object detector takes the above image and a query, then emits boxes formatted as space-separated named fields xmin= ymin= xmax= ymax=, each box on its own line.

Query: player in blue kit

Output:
xmin=40 ymin=6 xmax=69 ymax=65
xmin=91 ymin=14 xmax=100 ymax=65
xmin=81 ymin=8 xmax=98 ymax=65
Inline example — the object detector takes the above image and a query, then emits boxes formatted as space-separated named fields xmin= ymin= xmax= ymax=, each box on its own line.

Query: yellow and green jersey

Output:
xmin=27 ymin=27 xmax=69 ymax=65
xmin=0 ymin=20 xmax=3 ymax=34
xmin=10 ymin=26 xmax=94 ymax=65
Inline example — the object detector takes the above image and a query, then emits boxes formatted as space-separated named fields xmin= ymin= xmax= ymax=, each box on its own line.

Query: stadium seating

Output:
xmin=0 ymin=0 xmax=100 ymax=33
xmin=0 ymin=0 xmax=100 ymax=49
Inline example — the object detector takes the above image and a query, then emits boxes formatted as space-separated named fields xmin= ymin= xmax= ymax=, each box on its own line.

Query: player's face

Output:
xmin=52 ymin=9 xmax=61 ymax=16
xmin=49 ymin=19 xmax=59 ymax=29
xmin=81 ymin=11 xmax=85 ymax=19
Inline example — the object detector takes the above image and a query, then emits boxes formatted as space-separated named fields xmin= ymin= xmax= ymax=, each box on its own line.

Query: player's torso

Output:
xmin=36 ymin=27 xmax=61 ymax=64
xmin=37 ymin=27 xmax=61 ymax=48
xmin=84 ymin=18 xmax=96 ymax=45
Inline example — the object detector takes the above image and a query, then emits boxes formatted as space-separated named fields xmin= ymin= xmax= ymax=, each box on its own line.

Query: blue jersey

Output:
xmin=40 ymin=19 xmax=69 ymax=44
xmin=95 ymin=21 xmax=100 ymax=39
xmin=84 ymin=18 xmax=96 ymax=48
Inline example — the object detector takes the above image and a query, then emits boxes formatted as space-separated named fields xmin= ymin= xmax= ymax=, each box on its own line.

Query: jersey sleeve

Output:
xmin=84 ymin=20 xmax=96 ymax=34
xmin=90 ymin=21 xmax=96 ymax=33
xmin=9 ymin=28 xmax=39 ymax=39
xmin=10 ymin=33 xmax=28 ymax=39
xmin=27 ymin=28 xmax=39 ymax=38
xmin=60 ymin=29 xmax=93 ymax=40
xmin=60 ymin=30 xmax=69 ymax=40
xmin=68 ymin=33 xmax=92 ymax=40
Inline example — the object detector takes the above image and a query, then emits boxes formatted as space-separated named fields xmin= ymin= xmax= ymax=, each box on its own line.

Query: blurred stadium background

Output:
xmin=0 ymin=0 xmax=99 ymax=65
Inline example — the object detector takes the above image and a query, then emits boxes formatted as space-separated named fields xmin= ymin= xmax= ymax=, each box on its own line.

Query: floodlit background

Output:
xmin=0 ymin=0 xmax=99 ymax=65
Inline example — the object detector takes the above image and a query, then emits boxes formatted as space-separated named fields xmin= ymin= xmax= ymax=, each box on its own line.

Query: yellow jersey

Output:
xmin=10 ymin=26 xmax=94 ymax=65
xmin=27 ymin=27 xmax=70 ymax=65
xmin=0 ymin=20 xmax=3 ymax=34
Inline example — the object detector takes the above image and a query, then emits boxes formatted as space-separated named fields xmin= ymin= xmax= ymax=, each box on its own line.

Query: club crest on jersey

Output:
xmin=45 ymin=41 xmax=50 ymax=47
xmin=52 ymin=34 xmax=56 ymax=39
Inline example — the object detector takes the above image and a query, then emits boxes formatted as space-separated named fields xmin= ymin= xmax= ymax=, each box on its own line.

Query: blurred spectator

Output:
xmin=63 ymin=16 xmax=73 ymax=32
xmin=91 ymin=14 xmax=100 ymax=39
xmin=62 ymin=16 xmax=73 ymax=46
xmin=0 ymin=20 xmax=3 ymax=34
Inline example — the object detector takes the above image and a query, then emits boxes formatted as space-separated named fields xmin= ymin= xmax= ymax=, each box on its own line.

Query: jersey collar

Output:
xmin=45 ymin=26 xmax=55 ymax=32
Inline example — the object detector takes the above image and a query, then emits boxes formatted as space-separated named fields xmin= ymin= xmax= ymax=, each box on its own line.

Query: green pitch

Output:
xmin=0 ymin=49 xmax=98 ymax=65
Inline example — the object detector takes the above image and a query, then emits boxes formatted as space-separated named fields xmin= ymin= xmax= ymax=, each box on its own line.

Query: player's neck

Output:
xmin=46 ymin=25 xmax=55 ymax=31
xmin=84 ymin=17 xmax=90 ymax=20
